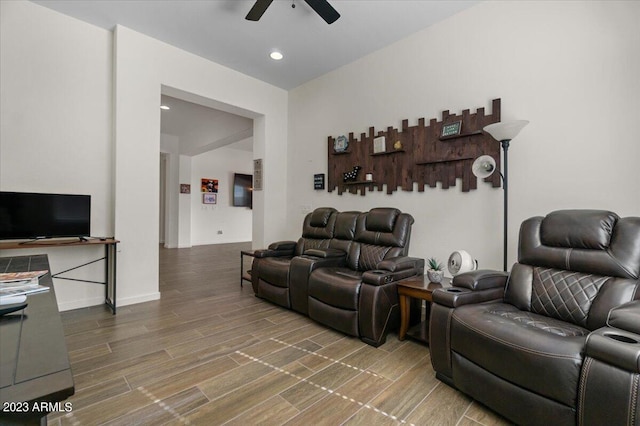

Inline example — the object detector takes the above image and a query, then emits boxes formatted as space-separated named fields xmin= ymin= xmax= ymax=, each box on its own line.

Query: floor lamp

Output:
xmin=472 ymin=120 xmax=529 ymax=271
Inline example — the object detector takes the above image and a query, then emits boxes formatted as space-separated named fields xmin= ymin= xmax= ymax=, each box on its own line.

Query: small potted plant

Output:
xmin=427 ymin=258 xmax=444 ymax=283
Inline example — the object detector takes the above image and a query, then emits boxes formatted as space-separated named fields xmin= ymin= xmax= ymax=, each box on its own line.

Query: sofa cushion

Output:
xmin=519 ymin=214 xmax=640 ymax=279
xmin=310 ymin=207 xmax=336 ymax=227
xmin=308 ymin=267 xmax=362 ymax=310
xmin=257 ymin=257 xmax=291 ymax=288
xmin=530 ymin=267 xmax=609 ymax=327
xmin=540 ymin=210 xmax=618 ymax=250
xmin=451 ymin=302 xmax=588 ymax=407
xmin=365 ymin=208 xmax=400 ymax=232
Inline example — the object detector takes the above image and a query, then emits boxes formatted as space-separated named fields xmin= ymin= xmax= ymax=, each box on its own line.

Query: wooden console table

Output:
xmin=0 ymin=238 xmax=119 ymax=314
xmin=0 ymin=254 xmax=75 ymax=424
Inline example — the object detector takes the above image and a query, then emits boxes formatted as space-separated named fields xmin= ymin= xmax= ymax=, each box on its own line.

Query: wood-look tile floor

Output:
xmin=47 ymin=242 xmax=510 ymax=426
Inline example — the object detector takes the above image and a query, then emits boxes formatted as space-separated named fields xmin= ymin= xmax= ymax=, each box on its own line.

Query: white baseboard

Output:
xmin=58 ymin=297 xmax=106 ymax=312
xmin=57 ymin=292 xmax=162 ymax=312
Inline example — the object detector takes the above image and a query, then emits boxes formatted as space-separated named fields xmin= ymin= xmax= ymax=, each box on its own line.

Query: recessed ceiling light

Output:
xmin=270 ymin=51 xmax=283 ymax=61
xmin=160 ymin=105 xmax=170 ymax=110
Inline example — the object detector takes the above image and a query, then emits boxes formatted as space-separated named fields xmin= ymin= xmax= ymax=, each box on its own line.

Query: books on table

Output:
xmin=0 ymin=270 xmax=50 ymax=298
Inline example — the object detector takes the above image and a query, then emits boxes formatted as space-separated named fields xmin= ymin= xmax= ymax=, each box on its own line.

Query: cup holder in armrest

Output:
xmin=370 ymin=270 xmax=386 ymax=275
xmin=446 ymin=288 xmax=464 ymax=293
xmin=604 ymin=332 xmax=639 ymax=344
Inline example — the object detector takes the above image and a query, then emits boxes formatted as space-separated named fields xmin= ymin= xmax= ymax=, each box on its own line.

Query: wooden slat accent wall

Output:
xmin=328 ymin=98 xmax=502 ymax=195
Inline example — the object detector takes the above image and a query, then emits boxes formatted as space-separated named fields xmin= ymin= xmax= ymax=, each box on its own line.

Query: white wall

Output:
xmin=0 ymin=0 xmax=114 ymax=310
xmin=112 ymin=24 xmax=288 ymax=307
xmin=190 ymin=147 xmax=253 ymax=245
xmin=287 ymin=0 xmax=640 ymax=272
xmin=1 ymin=0 xmax=288 ymax=310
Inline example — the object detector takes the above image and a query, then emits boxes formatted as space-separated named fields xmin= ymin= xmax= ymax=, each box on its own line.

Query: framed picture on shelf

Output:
xmin=203 ymin=193 xmax=217 ymax=204
xmin=373 ymin=136 xmax=386 ymax=154
xmin=441 ymin=121 xmax=462 ymax=137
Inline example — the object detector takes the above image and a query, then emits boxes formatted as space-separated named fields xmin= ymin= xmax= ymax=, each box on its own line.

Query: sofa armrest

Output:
xmin=361 ymin=257 xmax=425 ymax=286
xmin=584 ymin=301 xmax=640 ymax=372
xmin=432 ymin=286 xmax=505 ymax=308
xmin=432 ymin=270 xmax=507 ymax=308
xmin=580 ymin=303 xmax=640 ymax=425
xmin=253 ymin=240 xmax=297 ymax=258
xmin=377 ymin=256 xmax=425 ymax=273
xmin=585 ymin=327 xmax=640 ymax=373
xmin=607 ymin=300 xmax=640 ymax=335
xmin=303 ymin=248 xmax=346 ymax=259
xmin=452 ymin=269 xmax=509 ymax=290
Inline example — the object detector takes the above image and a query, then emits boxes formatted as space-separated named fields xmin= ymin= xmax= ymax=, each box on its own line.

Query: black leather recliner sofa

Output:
xmin=429 ymin=210 xmax=640 ymax=425
xmin=251 ymin=207 xmax=424 ymax=346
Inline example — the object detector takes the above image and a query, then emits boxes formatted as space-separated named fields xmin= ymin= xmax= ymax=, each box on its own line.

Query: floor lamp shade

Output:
xmin=483 ymin=120 xmax=529 ymax=142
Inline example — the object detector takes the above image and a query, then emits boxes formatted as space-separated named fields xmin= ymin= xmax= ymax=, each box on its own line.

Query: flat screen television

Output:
xmin=0 ymin=191 xmax=91 ymax=240
xmin=232 ymin=173 xmax=253 ymax=208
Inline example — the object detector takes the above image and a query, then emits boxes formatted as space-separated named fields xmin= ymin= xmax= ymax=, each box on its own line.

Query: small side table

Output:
xmin=240 ymin=250 xmax=255 ymax=287
xmin=397 ymin=275 xmax=451 ymax=343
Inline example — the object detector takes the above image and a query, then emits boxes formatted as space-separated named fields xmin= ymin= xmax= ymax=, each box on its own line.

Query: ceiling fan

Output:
xmin=246 ymin=0 xmax=340 ymax=24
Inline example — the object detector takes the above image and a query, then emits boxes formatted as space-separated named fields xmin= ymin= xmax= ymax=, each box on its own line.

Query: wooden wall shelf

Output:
xmin=344 ymin=181 xmax=376 ymax=185
xmin=416 ymin=157 xmax=474 ymax=165
xmin=327 ymin=99 xmax=502 ymax=195
xmin=439 ymin=130 xmax=483 ymax=141
xmin=371 ymin=150 xmax=405 ymax=156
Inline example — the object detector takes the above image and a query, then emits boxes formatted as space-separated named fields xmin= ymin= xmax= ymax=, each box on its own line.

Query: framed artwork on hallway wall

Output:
xmin=203 ymin=193 xmax=217 ymax=204
xmin=201 ymin=179 xmax=218 ymax=193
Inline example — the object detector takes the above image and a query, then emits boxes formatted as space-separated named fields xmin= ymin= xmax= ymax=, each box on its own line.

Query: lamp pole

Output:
xmin=501 ymin=139 xmax=510 ymax=272
xmin=481 ymin=119 xmax=529 ymax=272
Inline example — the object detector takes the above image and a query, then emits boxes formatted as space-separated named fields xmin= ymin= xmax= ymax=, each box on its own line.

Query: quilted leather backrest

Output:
xmin=295 ymin=207 xmax=337 ymax=255
xmin=347 ymin=208 xmax=414 ymax=271
xmin=506 ymin=209 xmax=640 ymax=329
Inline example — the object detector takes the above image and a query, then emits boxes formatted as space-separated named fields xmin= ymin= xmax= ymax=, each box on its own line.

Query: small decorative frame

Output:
xmin=180 ymin=184 xmax=191 ymax=194
xmin=203 ymin=193 xmax=217 ymax=204
xmin=201 ymin=178 xmax=218 ymax=193
xmin=314 ymin=173 xmax=325 ymax=190
xmin=373 ymin=136 xmax=386 ymax=154
xmin=334 ymin=135 xmax=349 ymax=153
xmin=441 ymin=121 xmax=462 ymax=138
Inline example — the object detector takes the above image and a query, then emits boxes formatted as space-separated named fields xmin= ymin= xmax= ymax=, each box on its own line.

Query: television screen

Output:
xmin=0 ymin=191 xmax=91 ymax=240
xmin=232 ymin=174 xmax=253 ymax=208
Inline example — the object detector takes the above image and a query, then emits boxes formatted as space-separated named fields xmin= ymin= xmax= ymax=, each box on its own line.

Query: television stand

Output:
xmin=0 ymin=238 xmax=119 ymax=314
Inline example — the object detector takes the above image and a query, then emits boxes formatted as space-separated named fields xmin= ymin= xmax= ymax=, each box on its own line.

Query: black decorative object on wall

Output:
xmin=327 ymin=98 xmax=502 ymax=195
xmin=314 ymin=173 xmax=325 ymax=190
xmin=343 ymin=166 xmax=362 ymax=182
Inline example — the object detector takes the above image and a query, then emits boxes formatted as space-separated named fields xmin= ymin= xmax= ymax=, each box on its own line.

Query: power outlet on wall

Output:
xmin=217 ymin=230 xmax=223 ymax=234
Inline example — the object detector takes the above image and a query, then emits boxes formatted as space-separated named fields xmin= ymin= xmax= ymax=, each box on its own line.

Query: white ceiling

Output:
xmin=31 ymin=0 xmax=479 ymax=154
xmin=160 ymin=95 xmax=254 ymax=154
xmin=31 ymin=0 xmax=479 ymax=90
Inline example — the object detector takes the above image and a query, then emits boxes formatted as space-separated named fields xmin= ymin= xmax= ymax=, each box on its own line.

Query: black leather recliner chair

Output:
xmin=429 ymin=210 xmax=640 ymax=425
xmin=251 ymin=207 xmax=424 ymax=346
xmin=251 ymin=207 xmax=337 ymax=309
xmin=307 ymin=207 xmax=421 ymax=346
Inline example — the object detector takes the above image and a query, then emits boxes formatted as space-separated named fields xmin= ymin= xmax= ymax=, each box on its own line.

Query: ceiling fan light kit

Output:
xmin=246 ymin=0 xmax=340 ymax=24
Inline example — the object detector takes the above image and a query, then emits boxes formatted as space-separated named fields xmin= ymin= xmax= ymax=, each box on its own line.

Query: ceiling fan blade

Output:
xmin=304 ymin=0 xmax=340 ymax=24
xmin=246 ymin=0 xmax=274 ymax=21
